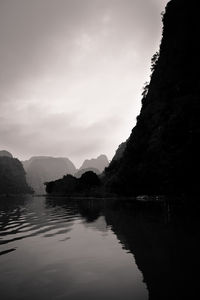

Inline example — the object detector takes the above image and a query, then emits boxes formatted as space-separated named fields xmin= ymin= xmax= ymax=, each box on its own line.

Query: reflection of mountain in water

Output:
xmin=2 ymin=196 xmax=199 ymax=299
xmin=76 ymin=198 xmax=200 ymax=300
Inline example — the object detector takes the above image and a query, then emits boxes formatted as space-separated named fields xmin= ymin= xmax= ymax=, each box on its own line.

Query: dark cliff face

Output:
xmin=105 ymin=0 xmax=200 ymax=195
xmin=0 ymin=157 xmax=32 ymax=194
xmin=111 ymin=141 xmax=127 ymax=162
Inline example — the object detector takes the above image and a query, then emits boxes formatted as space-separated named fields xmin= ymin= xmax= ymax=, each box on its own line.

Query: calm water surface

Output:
xmin=0 ymin=196 xmax=147 ymax=300
xmin=0 ymin=196 xmax=200 ymax=300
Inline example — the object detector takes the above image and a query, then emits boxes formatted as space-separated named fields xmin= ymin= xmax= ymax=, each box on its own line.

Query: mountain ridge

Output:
xmin=104 ymin=0 xmax=200 ymax=195
xmin=22 ymin=156 xmax=77 ymax=194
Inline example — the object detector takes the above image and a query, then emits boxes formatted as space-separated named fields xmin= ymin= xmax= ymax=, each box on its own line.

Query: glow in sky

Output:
xmin=0 ymin=0 xmax=169 ymax=167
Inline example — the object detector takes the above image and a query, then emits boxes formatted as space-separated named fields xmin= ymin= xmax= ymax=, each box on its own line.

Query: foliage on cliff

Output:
xmin=104 ymin=0 xmax=200 ymax=195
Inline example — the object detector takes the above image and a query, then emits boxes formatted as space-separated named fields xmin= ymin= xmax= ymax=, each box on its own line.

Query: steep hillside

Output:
xmin=105 ymin=0 xmax=200 ymax=195
xmin=0 ymin=155 xmax=32 ymax=195
xmin=111 ymin=141 xmax=127 ymax=162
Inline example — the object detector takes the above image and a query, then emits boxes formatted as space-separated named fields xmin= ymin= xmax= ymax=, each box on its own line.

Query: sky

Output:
xmin=0 ymin=0 xmax=169 ymax=167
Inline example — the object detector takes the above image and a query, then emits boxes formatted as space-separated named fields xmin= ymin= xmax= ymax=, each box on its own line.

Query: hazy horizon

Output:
xmin=0 ymin=0 xmax=169 ymax=166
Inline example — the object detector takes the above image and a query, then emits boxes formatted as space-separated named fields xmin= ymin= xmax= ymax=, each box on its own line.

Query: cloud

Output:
xmin=0 ymin=106 xmax=124 ymax=166
xmin=0 ymin=0 xmax=169 ymax=165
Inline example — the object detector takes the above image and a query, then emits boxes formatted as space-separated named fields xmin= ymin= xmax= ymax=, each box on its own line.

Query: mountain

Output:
xmin=104 ymin=0 xmax=200 ymax=195
xmin=79 ymin=155 xmax=109 ymax=173
xmin=111 ymin=141 xmax=127 ymax=162
xmin=22 ymin=156 xmax=76 ymax=194
xmin=74 ymin=167 xmax=100 ymax=178
xmin=0 ymin=150 xmax=13 ymax=158
xmin=0 ymin=151 xmax=32 ymax=195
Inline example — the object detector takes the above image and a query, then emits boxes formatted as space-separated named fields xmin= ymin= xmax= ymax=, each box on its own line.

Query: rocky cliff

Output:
xmin=105 ymin=0 xmax=200 ymax=195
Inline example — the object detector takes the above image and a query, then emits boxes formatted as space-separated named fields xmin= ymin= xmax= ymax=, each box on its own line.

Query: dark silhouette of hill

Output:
xmin=74 ymin=167 xmax=100 ymax=178
xmin=22 ymin=156 xmax=76 ymax=194
xmin=105 ymin=141 xmax=128 ymax=174
xmin=0 ymin=150 xmax=13 ymax=158
xmin=104 ymin=0 xmax=200 ymax=195
xmin=0 ymin=152 xmax=32 ymax=195
xmin=45 ymin=155 xmax=109 ymax=196
xmin=111 ymin=141 xmax=127 ymax=162
xmin=45 ymin=171 xmax=100 ymax=196
xmin=79 ymin=155 xmax=109 ymax=173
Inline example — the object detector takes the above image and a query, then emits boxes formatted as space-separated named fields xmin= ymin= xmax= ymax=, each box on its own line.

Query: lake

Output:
xmin=0 ymin=196 xmax=199 ymax=300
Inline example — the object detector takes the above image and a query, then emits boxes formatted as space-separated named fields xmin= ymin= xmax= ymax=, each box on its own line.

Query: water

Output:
xmin=0 ymin=196 xmax=147 ymax=300
xmin=0 ymin=196 xmax=200 ymax=300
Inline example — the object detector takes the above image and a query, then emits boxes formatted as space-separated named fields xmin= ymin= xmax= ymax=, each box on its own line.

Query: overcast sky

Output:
xmin=0 ymin=0 xmax=169 ymax=167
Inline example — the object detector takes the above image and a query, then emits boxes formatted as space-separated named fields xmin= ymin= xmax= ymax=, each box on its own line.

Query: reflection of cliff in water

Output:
xmin=77 ymin=198 xmax=200 ymax=300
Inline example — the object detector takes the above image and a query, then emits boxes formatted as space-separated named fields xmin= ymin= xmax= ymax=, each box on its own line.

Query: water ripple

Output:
xmin=0 ymin=196 xmax=79 ymax=247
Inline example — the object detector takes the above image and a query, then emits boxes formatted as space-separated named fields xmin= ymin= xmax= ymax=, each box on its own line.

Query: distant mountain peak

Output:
xmin=79 ymin=155 xmax=109 ymax=173
xmin=22 ymin=156 xmax=77 ymax=194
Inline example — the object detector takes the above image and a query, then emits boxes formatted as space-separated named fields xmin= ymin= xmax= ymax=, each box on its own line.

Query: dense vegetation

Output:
xmin=74 ymin=167 xmax=100 ymax=178
xmin=45 ymin=171 xmax=101 ymax=196
xmin=0 ymin=156 xmax=33 ymax=195
xmin=104 ymin=0 xmax=200 ymax=195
